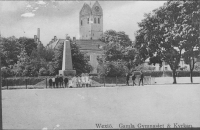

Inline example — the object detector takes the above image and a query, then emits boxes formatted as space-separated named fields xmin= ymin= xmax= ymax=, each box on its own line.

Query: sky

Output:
xmin=0 ymin=1 xmax=166 ymax=45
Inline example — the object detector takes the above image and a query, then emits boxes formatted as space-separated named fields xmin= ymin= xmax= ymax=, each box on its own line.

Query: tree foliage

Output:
xmin=135 ymin=1 xmax=200 ymax=83
xmin=99 ymin=30 xmax=136 ymax=76
xmin=18 ymin=37 xmax=37 ymax=56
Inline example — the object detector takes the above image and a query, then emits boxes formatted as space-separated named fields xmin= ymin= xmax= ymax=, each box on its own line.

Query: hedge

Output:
xmin=139 ymin=70 xmax=200 ymax=77
xmin=1 ymin=77 xmax=45 ymax=87
xmin=98 ymin=71 xmax=200 ymax=77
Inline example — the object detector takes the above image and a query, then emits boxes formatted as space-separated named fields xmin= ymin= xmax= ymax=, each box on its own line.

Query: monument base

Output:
xmin=59 ymin=70 xmax=76 ymax=76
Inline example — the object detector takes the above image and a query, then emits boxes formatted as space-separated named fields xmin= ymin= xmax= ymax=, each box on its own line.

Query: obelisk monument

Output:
xmin=59 ymin=40 xmax=76 ymax=76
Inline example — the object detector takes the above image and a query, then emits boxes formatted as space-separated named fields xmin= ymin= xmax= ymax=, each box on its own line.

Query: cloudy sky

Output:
xmin=0 ymin=1 xmax=166 ymax=45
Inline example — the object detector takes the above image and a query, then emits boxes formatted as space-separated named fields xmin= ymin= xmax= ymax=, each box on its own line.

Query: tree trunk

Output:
xmin=190 ymin=69 xmax=193 ymax=83
xmin=190 ymin=58 xmax=195 ymax=83
xmin=172 ymin=69 xmax=177 ymax=84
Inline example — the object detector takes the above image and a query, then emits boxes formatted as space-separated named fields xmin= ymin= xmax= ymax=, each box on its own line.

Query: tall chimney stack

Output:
xmin=37 ymin=28 xmax=40 ymax=41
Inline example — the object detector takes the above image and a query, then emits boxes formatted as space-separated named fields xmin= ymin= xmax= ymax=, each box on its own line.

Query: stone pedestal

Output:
xmin=59 ymin=40 xmax=76 ymax=76
xmin=59 ymin=70 xmax=76 ymax=76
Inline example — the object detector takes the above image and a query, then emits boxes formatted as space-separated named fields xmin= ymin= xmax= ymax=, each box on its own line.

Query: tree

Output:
xmin=18 ymin=37 xmax=37 ymax=56
xmin=180 ymin=1 xmax=200 ymax=83
xmin=12 ymin=48 xmax=30 ymax=76
xmin=0 ymin=36 xmax=21 ymax=66
xmin=101 ymin=30 xmax=132 ymax=47
xmin=100 ymin=30 xmax=136 ymax=74
xmin=135 ymin=1 xmax=199 ymax=84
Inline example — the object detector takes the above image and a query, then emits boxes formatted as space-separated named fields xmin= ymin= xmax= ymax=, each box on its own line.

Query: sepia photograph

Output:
xmin=0 ymin=0 xmax=200 ymax=129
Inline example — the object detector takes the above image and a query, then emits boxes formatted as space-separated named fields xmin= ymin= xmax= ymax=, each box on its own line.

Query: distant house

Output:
xmin=143 ymin=58 xmax=191 ymax=71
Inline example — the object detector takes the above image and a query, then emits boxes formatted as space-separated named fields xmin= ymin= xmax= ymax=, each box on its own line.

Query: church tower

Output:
xmin=79 ymin=1 xmax=103 ymax=40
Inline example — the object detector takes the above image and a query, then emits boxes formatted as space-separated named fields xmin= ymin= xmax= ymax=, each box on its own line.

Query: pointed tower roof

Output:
xmin=91 ymin=1 xmax=103 ymax=15
xmin=80 ymin=3 xmax=92 ymax=16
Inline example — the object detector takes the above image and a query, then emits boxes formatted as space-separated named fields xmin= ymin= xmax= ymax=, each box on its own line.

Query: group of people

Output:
xmin=48 ymin=74 xmax=68 ymax=88
xmin=126 ymin=70 xmax=144 ymax=86
xmin=68 ymin=73 xmax=92 ymax=88
xmin=48 ymin=73 xmax=92 ymax=88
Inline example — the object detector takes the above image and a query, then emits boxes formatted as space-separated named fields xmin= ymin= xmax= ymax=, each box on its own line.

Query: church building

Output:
xmin=79 ymin=1 xmax=103 ymax=40
xmin=47 ymin=1 xmax=105 ymax=74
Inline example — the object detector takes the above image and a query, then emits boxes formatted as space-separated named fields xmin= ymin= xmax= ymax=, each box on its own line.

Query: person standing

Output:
xmin=49 ymin=78 xmax=53 ymax=88
xmin=59 ymin=74 xmax=63 ymax=88
xmin=64 ymin=77 xmax=68 ymax=88
xmin=81 ymin=73 xmax=86 ymax=87
xmin=139 ymin=70 xmax=144 ymax=86
xmin=52 ymin=77 xmax=55 ymax=88
xmin=85 ymin=73 xmax=89 ymax=87
xmin=78 ymin=76 xmax=81 ymax=87
xmin=55 ymin=75 xmax=59 ymax=88
xmin=132 ymin=71 xmax=137 ymax=86
xmin=126 ymin=73 xmax=130 ymax=86
xmin=76 ymin=75 xmax=79 ymax=88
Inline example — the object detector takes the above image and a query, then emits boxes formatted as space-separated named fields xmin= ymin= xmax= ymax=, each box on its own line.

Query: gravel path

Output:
xmin=2 ymin=84 xmax=200 ymax=129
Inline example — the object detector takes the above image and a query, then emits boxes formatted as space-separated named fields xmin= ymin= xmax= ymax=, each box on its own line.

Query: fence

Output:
xmin=1 ymin=77 xmax=47 ymax=90
xmin=92 ymin=75 xmax=153 ymax=86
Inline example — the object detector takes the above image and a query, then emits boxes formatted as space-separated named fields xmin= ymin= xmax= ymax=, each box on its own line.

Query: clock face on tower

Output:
xmin=95 ymin=6 xmax=99 ymax=12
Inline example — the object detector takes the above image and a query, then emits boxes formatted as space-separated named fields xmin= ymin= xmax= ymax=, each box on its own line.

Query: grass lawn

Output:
xmin=2 ymin=84 xmax=200 ymax=129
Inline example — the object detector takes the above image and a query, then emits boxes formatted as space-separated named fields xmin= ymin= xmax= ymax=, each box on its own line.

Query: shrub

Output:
xmin=39 ymin=67 xmax=48 ymax=76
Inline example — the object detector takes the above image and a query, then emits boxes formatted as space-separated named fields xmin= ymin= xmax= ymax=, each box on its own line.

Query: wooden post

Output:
xmin=6 ymin=79 xmax=8 ymax=90
xmin=104 ymin=75 xmax=105 ymax=87
xmin=25 ymin=79 xmax=27 ymax=89
xmin=116 ymin=76 xmax=117 ymax=86
xmin=46 ymin=78 xmax=47 ymax=89
xmin=0 ymin=57 xmax=3 ymax=129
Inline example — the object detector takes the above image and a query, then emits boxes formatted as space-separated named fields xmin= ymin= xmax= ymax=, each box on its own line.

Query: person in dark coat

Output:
xmin=139 ymin=70 xmax=144 ymax=86
xmin=55 ymin=75 xmax=59 ymax=88
xmin=132 ymin=71 xmax=137 ymax=86
xmin=59 ymin=74 xmax=63 ymax=88
xmin=126 ymin=73 xmax=130 ymax=86
xmin=49 ymin=78 xmax=53 ymax=88
xmin=64 ymin=77 xmax=69 ymax=88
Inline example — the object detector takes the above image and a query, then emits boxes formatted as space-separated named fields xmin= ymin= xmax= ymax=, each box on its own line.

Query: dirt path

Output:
xmin=2 ymin=84 xmax=200 ymax=129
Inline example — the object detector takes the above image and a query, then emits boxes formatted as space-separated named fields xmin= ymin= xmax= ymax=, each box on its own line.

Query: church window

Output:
xmin=87 ymin=18 xmax=89 ymax=24
xmin=81 ymin=20 xmax=82 ymax=26
xmin=98 ymin=18 xmax=100 ymax=24
xmin=94 ymin=18 xmax=96 ymax=23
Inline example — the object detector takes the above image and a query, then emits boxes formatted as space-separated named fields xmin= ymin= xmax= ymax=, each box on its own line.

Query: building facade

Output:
xmin=79 ymin=1 xmax=103 ymax=40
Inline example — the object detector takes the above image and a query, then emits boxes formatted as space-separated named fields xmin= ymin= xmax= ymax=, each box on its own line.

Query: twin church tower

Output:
xmin=79 ymin=1 xmax=103 ymax=40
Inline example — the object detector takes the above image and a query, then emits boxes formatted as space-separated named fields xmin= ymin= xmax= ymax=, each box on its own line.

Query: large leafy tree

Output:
xmin=135 ymin=1 xmax=200 ymax=84
xmin=0 ymin=36 xmax=21 ymax=66
xmin=12 ymin=48 xmax=30 ymax=76
xmin=18 ymin=37 xmax=37 ymax=56
xmin=100 ymin=30 xmax=136 ymax=75
xmin=180 ymin=1 xmax=200 ymax=83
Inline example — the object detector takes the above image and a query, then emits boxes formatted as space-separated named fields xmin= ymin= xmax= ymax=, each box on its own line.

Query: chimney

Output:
xmin=34 ymin=35 xmax=37 ymax=42
xmin=73 ymin=37 xmax=76 ymax=41
xmin=37 ymin=28 xmax=40 ymax=41
xmin=54 ymin=36 xmax=57 ymax=41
